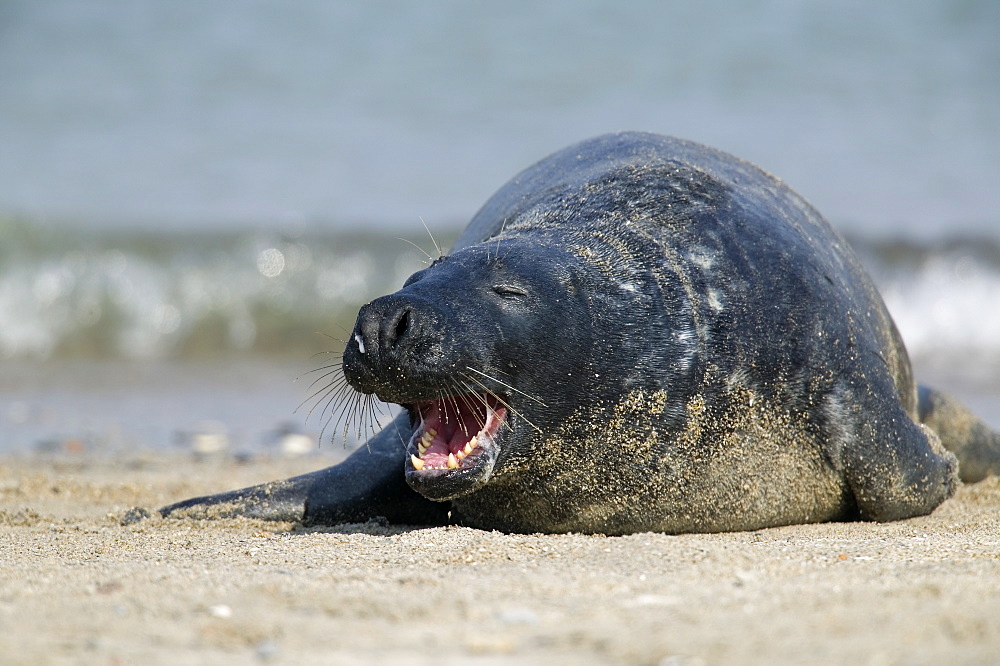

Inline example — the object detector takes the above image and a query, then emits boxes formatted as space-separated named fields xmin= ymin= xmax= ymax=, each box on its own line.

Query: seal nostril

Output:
xmin=392 ymin=308 xmax=411 ymax=347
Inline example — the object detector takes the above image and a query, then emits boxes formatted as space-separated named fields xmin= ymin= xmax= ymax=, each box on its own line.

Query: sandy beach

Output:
xmin=1 ymin=452 xmax=998 ymax=665
xmin=4 ymin=3 xmax=1000 ymax=664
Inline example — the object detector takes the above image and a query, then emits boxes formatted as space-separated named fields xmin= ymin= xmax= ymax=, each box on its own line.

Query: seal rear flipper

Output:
xmin=918 ymin=385 xmax=1000 ymax=483
xmin=160 ymin=414 xmax=452 ymax=526
xmin=826 ymin=381 xmax=960 ymax=522
xmin=300 ymin=450 xmax=452 ymax=526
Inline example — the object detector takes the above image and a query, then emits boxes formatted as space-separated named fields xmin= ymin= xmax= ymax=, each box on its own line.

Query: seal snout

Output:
xmin=355 ymin=296 xmax=419 ymax=358
xmin=343 ymin=294 xmax=445 ymax=401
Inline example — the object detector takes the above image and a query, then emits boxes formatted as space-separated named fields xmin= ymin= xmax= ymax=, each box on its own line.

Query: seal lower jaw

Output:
xmin=404 ymin=394 xmax=507 ymax=501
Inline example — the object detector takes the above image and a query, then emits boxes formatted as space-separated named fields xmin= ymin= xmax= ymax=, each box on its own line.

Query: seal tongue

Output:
xmin=410 ymin=395 xmax=506 ymax=470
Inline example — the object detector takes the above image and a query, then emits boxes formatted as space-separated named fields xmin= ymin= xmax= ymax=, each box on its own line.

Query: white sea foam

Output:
xmin=878 ymin=253 xmax=1000 ymax=362
xmin=0 ymin=222 xmax=433 ymax=360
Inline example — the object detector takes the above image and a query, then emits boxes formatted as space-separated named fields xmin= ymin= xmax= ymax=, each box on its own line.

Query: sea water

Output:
xmin=1 ymin=1 xmax=997 ymax=454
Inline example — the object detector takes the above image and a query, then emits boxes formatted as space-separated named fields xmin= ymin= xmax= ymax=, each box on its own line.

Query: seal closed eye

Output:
xmin=160 ymin=131 xmax=1000 ymax=534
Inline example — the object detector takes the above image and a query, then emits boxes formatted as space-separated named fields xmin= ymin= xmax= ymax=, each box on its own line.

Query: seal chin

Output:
xmin=404 ymin=394 xmax=507 ymax=502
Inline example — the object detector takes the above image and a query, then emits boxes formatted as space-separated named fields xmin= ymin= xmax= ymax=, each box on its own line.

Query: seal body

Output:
xmin=162 ymin=132 xmax=1000 ymax=534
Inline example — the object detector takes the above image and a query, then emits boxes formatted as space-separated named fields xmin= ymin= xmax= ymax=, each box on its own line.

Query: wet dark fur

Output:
xmin=161 ymin=132 xmax=1000 ymax=534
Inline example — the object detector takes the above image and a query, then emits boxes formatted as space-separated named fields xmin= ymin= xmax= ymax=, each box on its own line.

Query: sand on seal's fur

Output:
xmin=2 ymin=454 xmax=999 ymax=664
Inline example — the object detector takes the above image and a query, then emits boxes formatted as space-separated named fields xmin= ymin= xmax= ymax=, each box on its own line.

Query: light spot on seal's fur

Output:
xmin=707 ymin=288 xmax=725 ymax=311
xmin=354 ymin=333 xmax=365 ymax=354
xmin=688 ymin=247 xmax=716 ymax=271
xmin=672 ymin=326 xmax=698 ymax=371
xmin=726 ymin=366 xmax=754 ymax=391
xmin=674 ymin=328 xmax=696 ymax=344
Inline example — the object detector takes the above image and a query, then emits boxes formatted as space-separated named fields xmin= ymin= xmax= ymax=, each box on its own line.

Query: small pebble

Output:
xmin=120 ymin=507 xmax=151 ymax=526
xmin=256 ymin=638 xmax=281 ymax=662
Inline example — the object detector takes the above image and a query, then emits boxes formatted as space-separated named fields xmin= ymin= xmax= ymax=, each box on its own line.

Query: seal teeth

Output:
xmin=417 ymin=429 xmax=434 ymax=456
xmin=408 ymin=404 xmax=498 ymax=472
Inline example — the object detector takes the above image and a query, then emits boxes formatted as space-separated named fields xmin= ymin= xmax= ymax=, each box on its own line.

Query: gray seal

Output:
xmin=161 ymin=132 xmax=1000 ymax=534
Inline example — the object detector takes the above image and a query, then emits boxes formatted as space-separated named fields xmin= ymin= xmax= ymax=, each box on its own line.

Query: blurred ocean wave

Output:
xmin=2 ymin=216 xmax=997 ymax=365
xmin=0 ymin=217 xmax=457 ymax=361
xmin=855 ymin=236 xmax=1000 ymax=364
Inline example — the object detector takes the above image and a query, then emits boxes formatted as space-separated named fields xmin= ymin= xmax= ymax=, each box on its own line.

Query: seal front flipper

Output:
xmin=160 ymin=414 xmax=451 ymax=526
xmin=158 ymin=473 xmax=314 ymax=521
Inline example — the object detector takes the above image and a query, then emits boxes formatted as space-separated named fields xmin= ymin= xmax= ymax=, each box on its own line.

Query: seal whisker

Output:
xmin=391 ymin=409 xmax=412 ymax=453
xmin=360 ymin=394 xmax=374 ymax=442
xmin=464 ymin=366 xmax=547 ymax=407
xmin=321 ymin=384 xmax=360 ymax=446
xmin=488 ymin=217 xmax=510 ymax=261
xmin=344 ymin=390 xmax=368 ymax=444
xmin=459 ymin=383 xmax=520 ymax=438
xmin=419 ymin=216 xmax=444 ymax=259
xmin=306 ymin=365 xmax=392 ymax=448
xmin=300 ymin=362 xmax=342 ymax=377
xmin=496 ymin=218 xmax=508 ymax=259
xmin=297 ymin=358 xmax=343 ymax=379
xmin=395 ymin=236 xmax=436 ymax=264
xmin=359 ymin=394 xmax=376 ymax=452
xmin=301 ymin=366 xmax=350 ymax=393
xmin=295 ymin=361 xmax=349 ymax=396
xmin=298 ymin=383 xmax=342 ymax=424
xmin=304 ymin=370 xmax=346 ymax=393
xmin=333 ymin=391 xmax=358 ymax=445
xmin=440 ymin=381 xmax=464 ymax=436
xmin=361 ymin=394 xmax=387 ymax=442
xmin=459 ymin=372 xmax=542 ymax=434
xmin=361 ymin=394 xmax=391 ymax=447
xmin=445 ymin=389 xmax=465 ymax=434
xmin=448 ymin=379 xmax=487 ymax=435
xmin=296 ymin=373 xmax=353 ymax=415
xmin=300 ymin=358 xmax=344 ymax=372
xmin=471 ymin=363 xmax=514 ymax=380
xmin=454 ymin=378 xmax=504 ymax=434
xmin=317 ymin=329 xmax=352 ymax=344
xmin=310 ymin=389 xmax=342 ymax=446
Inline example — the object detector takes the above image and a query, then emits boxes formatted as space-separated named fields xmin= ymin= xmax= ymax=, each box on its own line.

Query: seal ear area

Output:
xmin=401 ymin=255 xmax=448 ymax=288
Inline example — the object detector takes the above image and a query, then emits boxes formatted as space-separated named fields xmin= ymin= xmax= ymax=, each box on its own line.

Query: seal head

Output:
xmin=343 ymin=240 xmax=604 ymax=501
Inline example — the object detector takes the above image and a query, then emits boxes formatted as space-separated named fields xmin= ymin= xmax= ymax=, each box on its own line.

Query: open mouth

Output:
xmin=403 ymin=392 xmax=507 ymax=501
